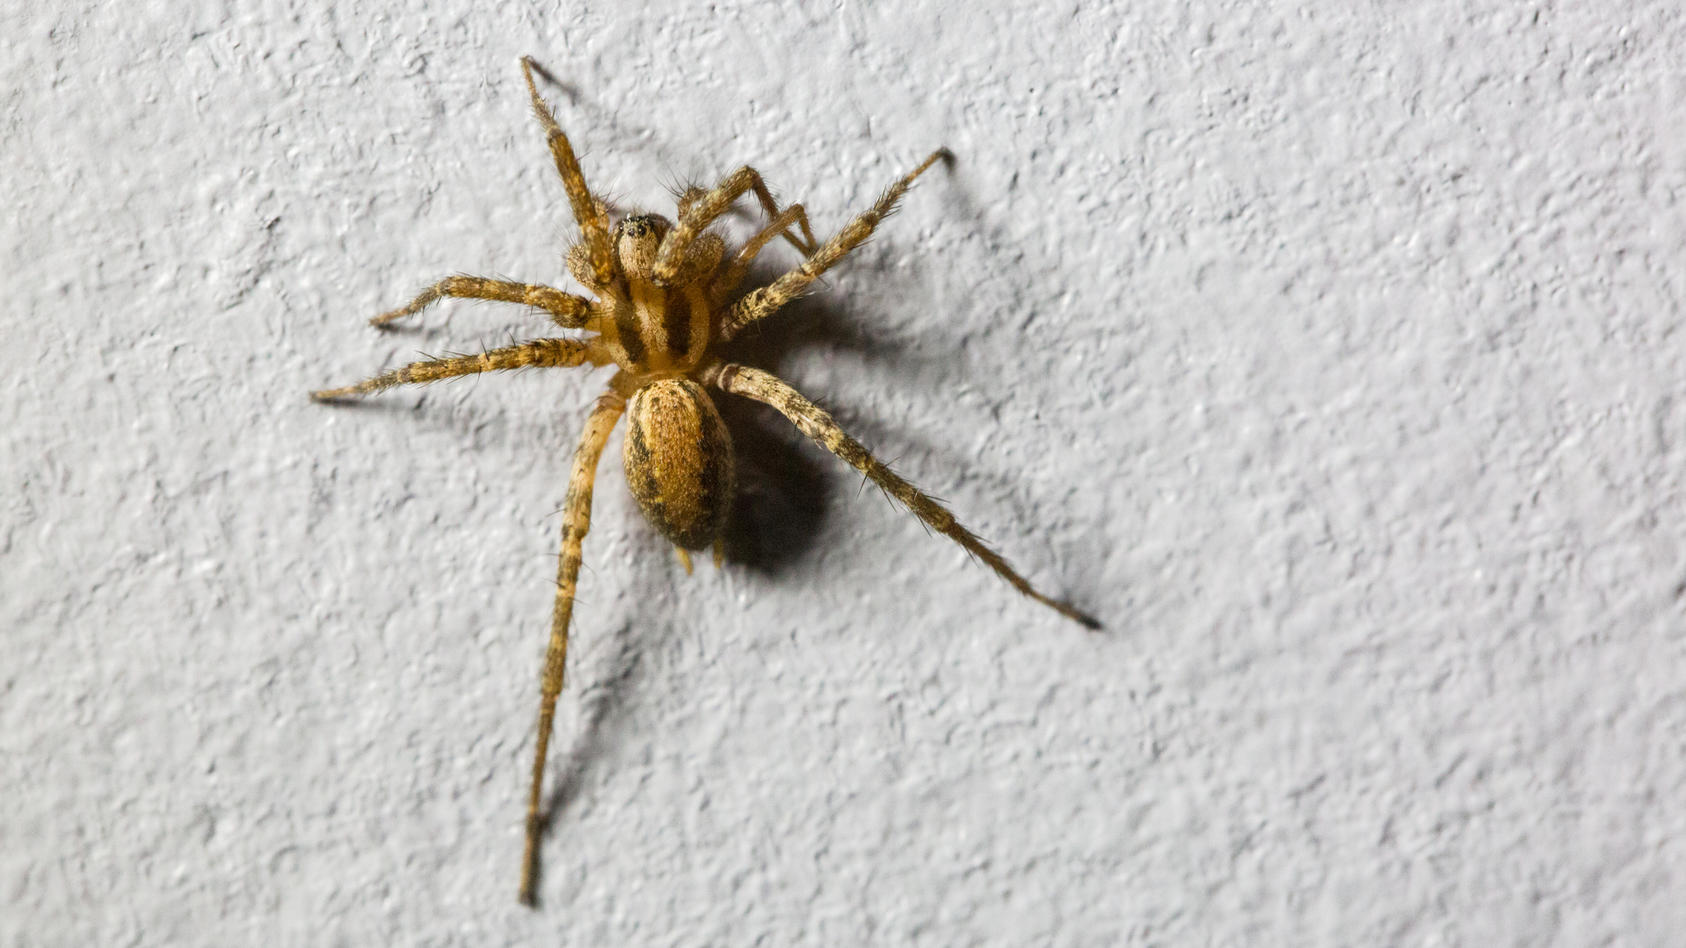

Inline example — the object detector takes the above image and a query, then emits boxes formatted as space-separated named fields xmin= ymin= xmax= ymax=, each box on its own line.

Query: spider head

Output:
xmin=614 ymin=214 xmax=672 ymax=282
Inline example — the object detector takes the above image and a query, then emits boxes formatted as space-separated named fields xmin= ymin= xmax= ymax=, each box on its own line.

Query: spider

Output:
xmin=312 ymin=57 xmax=1099 ymax=905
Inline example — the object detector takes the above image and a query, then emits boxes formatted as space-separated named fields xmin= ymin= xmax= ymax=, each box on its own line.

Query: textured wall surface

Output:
xmin=6 ymin=1 xmax=1685 ymax=944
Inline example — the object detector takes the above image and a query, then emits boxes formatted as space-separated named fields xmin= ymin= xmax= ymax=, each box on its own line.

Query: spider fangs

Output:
xmin=311 ymin=57 xmax=1099 ymax=906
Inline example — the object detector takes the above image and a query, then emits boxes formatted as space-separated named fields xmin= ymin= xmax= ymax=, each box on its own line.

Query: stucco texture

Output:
xmin=5 ymin=1 xmax=1685 ymax=944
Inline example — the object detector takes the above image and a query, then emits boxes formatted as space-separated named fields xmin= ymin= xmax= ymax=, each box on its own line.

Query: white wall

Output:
xmin=5 ymin=1 xmax=1684 ymax=943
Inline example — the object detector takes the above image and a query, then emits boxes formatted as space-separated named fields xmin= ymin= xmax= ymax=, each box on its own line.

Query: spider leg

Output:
xmin=710 ymin=203 xmax=810 ymax=306
xmin=655 ymin=165 xmax=817 ymax=285
xmin=309 ymin=338 xmax=608 ymax=401
xmin=521 ymin=391 xmax=626 ymax=906
xmin=707 ymin=363 xmax=1099 ymax=629
xmin=369 ymin=275 xmax=595 ymax=329
xmin=719 ymin=150 xmax=948 ymax=341
xmin=521 ymin=57 xmax=616 ymax=289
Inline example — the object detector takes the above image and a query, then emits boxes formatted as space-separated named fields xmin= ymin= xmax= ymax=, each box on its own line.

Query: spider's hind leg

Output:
xmin=707 ymin=363 xmax=1099 ymax=629
xmin=521 ymin=391 xmax=626 ymax=906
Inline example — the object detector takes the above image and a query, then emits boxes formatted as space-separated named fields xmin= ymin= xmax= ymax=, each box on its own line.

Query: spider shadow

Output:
xmin=712 ymin=285 xmax=925 ymax=577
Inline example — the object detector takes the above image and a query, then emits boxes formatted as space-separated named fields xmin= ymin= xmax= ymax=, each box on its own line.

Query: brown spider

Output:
xmin=312 ymin=57 xmax=1098 ymax=905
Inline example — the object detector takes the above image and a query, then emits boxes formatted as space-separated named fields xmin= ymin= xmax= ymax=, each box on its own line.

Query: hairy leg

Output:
xmin=710 ymin=203 xmax=810 ymax=305
xmin=656 ymin=165 xmax=817 ymax=285
xmin=309 ymin=338 xmax=607 ymax=401
xmin=708 ymin=363 xmax=1098 ymax=628
xmin=719 ymin=150 xmax=948 ymax=340
xmin=369 ymin=275 xmax=595 ymax=328
xmin=521 ymin=57 xmax=616 ymax=288
xmin=520 ymin=392 xmax=626 ymax=905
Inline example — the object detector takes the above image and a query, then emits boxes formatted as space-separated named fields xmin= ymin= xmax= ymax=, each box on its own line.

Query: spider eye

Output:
xmin=615 ymin=214 xmax=673 ymax=277
xmin=616 ymin=214 xmax=671 ymax=240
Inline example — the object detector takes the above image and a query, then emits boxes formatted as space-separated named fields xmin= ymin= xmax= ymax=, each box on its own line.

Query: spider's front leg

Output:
xmin=656 ymin=165 xmax=818 ymax=285
xmin=710 ymin=203 xmax=812 ymax=306
xmin=521 ymin=57 xmax=616 ymax=289
xmin=719 ymin=149 xmax=949 ymax=340
xmin=707 ymin=363 xmax=1099 ymax=629
xmin=520 ymin=390 xmax=626 ymax=906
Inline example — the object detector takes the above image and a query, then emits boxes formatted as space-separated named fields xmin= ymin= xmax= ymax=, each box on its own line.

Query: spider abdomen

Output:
xmin=623 ymin=378 xmax=735 ymax=550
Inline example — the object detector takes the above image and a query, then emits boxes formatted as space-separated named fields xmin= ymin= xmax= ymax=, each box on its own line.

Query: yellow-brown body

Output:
xmin=623 ymin=379 xmax=735 ymax=550
xmin=578 ymin=213 xmax=737 ymax=550
xmin=574 ymin=214 xmax=722 ymax=376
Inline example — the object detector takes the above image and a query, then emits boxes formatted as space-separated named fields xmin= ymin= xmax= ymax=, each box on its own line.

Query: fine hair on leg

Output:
xmin=719 ymin=150 xmax=949 ymax=340
xmin=369 ymin=275 xmax=595 ymax=328
xmin=309 ymin=338 xmax=608 ymax=401
xmin=711 ymin=203 xmax=811 ymax=305
xmin=522 ymin=57 xmax=616 ymax=288
xmin=655 ymin=165 xmax=818 ymax=285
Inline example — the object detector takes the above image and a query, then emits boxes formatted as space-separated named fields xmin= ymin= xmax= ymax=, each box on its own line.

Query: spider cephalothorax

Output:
xmin=312 ymin=57 xmax=1097 ymax=906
